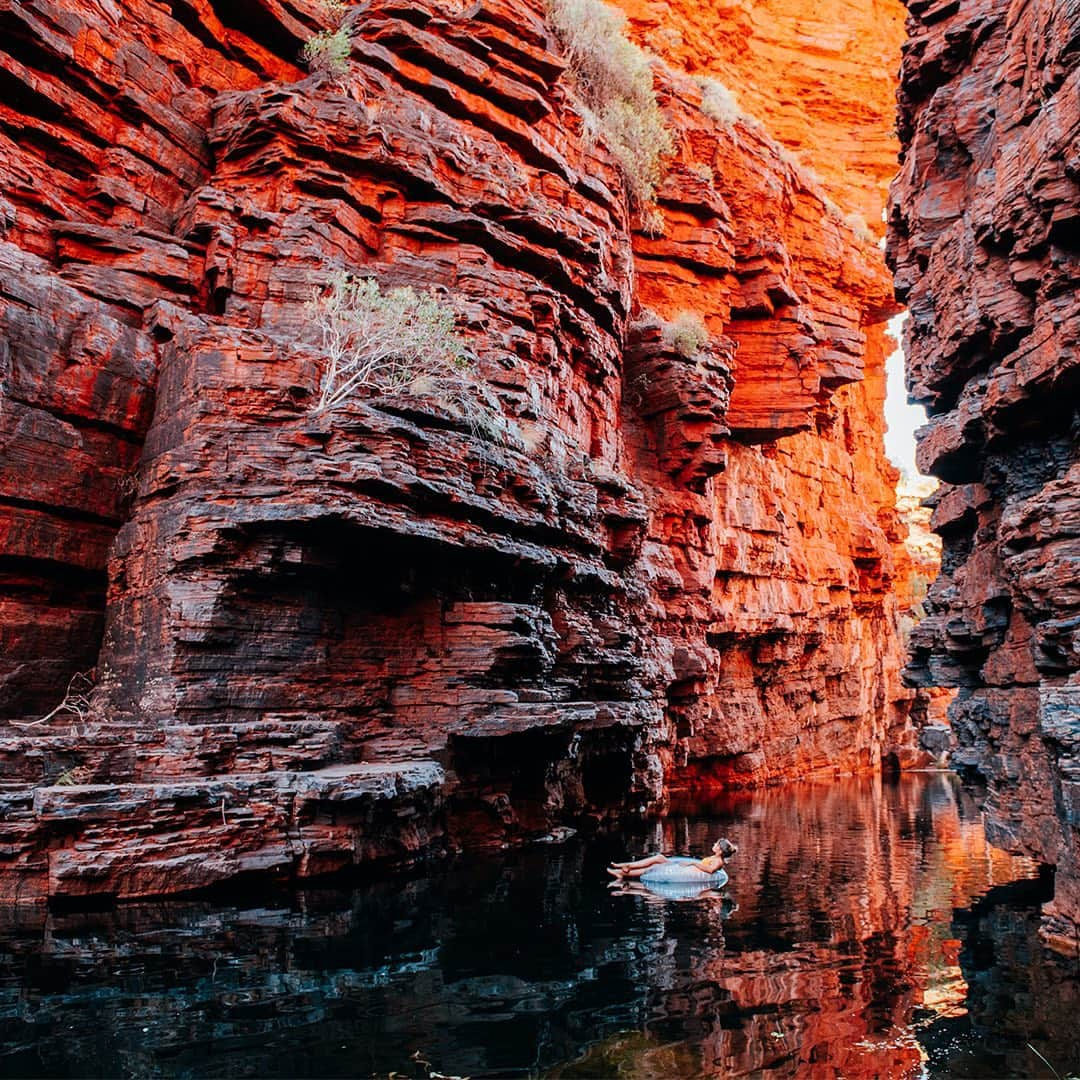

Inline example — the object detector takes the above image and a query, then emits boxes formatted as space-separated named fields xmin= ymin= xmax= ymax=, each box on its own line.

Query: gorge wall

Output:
xmin=889 ymin=0 xmax=1080 ymax=950
xmin=613 ymin=0 xmax=906 ymax=236
xmin=0 ymin=0 xmax=915 ymax=900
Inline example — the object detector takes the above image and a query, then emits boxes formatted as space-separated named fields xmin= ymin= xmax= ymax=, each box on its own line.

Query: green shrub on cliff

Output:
xmin=548 ymin=0 xmax=673 ymax=210
xmin=309 ymin=275 xmax=468 ymax=410
xmin=308 ymin=275 xmax=509 ymax=442
xmin=302 ymin=26 xmax=352 ymax=81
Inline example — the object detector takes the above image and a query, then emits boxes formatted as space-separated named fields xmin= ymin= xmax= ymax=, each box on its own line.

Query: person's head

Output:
xmin=712 ymin=838 xmax=738 ymax=859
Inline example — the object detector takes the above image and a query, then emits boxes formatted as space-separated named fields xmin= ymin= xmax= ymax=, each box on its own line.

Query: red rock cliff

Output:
xmin=888 ymin=0 xmax=1080 ymax=951
xmin=613 ymin=0 xmax=906 ymax=233
xmin=0 ymin=0 xmax=913 ymax=899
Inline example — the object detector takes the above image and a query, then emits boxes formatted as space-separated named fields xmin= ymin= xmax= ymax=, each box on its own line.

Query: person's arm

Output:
xmin=690 ymin=855 xmax=722 ymax=873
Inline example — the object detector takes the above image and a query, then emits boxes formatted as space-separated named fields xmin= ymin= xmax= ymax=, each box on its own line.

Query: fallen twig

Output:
xmin=10 ymin=671 xmax=94 ymax=730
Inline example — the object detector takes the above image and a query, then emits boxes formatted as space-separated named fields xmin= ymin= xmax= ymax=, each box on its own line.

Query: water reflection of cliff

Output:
xmin=0 ymin=775 xmax=1075 ymax=1078
xmin=635 ymin=774 xmax=1046 ymax=1077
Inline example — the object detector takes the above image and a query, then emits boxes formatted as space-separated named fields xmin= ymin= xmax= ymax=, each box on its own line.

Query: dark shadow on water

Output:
xmin=1 ymin=773 xmax=1078 ymax=1078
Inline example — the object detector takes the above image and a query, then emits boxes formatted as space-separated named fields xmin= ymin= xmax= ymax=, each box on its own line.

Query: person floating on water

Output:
xmin=607 ymin=837 xmax=737 ymax=882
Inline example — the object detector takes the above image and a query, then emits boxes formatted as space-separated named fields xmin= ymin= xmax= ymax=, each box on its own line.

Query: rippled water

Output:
xmin=2 ymin=773 xmax=1079 ymax=1078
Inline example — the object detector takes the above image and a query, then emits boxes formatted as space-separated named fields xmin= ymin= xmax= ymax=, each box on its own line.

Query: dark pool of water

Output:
xmin=2 ymin=773 xmax=1079 ymax=1078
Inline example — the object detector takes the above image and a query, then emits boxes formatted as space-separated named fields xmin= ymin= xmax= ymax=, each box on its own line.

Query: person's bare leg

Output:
xmin=611 ymin=853 xmax=666 ymax=872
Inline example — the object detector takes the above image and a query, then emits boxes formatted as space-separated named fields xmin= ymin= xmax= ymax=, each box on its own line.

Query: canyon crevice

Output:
xmin=889 ymin=0 xmax=1080 ymax=951
xmin=0 ymin=0 xmax=925 ymax=900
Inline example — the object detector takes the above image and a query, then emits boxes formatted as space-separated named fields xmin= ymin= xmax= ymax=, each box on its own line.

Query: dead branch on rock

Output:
xmin=11 ymin=670 xmax=94 ymax=730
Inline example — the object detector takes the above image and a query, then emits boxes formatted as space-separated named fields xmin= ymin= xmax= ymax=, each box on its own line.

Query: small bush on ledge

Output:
xmin=665 ymin=311 xmax=710 ymax=357
xmin=697 ymin=77 xmax=740 ymax=127
xmin=301 ymin=26 xmax=352 ymax=81
xmin=549 ymin=0 xmax=673 ymax=209
xmin=308 ymin=275 xmax=510 ymax=442
xmin=309 ymin=275 xmax=466 ymax=409
xmin=843 ymin=210 xmax=877 ymax=245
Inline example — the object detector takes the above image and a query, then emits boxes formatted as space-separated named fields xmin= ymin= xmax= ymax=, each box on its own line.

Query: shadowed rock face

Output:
xmin=0 ymin=0 xmax=914 ymax=899
xmin=888 ymin=0 xmax=1080 ymax=951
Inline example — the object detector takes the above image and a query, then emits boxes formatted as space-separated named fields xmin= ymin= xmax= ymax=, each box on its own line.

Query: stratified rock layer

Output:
xmin=1 ymin=0 xmax=911 ymax=899
xmin=895 ymin=473 xmax=955 ymax=754
xmin=612 ymin=0 xmax=907 ymax=232
xmin=889 ymin=0 xmax=1080 ymax=951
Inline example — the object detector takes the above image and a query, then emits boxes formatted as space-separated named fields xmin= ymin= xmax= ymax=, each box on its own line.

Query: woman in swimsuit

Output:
xmin=607 ymin=837 xmax=737 ymax=880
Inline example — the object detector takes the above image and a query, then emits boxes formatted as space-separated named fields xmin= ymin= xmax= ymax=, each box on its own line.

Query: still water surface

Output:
xmin=2 ymin=773 xmax=1079 ymax=1078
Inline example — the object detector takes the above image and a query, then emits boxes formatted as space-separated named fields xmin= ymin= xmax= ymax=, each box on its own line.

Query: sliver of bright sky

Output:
xmin=884 ymin=313 xmax=927 ymax=477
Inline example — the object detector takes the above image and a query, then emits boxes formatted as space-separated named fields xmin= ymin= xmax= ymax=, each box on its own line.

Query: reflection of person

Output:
xmin=607 ymin=838 xmax=737 ymax=880
xmin=609 ymin=878 xmax=740 ymax=913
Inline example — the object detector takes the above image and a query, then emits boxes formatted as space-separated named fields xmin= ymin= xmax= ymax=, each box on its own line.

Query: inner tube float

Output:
xmin=640 ymin=856 xmax=727 ymax=883
xmin=639 ymin=857 xmax=729 ymax=895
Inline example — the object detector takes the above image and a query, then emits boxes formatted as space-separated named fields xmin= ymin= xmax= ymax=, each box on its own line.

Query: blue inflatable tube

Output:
xmin=638 ymin=878 xmax=727 ymax=901
xmin=639 ymin=856 xmax=728 ymax=887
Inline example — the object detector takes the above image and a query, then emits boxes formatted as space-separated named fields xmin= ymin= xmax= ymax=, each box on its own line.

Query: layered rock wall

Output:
xmin=613 ymin=0 xmax=906 ymax=233
xmin=895 ymin=473 xmax=955 ymax=748
xmin=1 ymin=0 xmax=913 ymax=898
xmin=889 ymin=0 xmax=1080 ymax=950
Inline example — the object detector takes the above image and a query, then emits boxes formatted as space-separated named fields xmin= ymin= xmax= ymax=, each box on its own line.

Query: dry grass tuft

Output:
xmin=664 ymin=311 xmax=710 ymax=357
xmin=549 ymin=0 xmax=673 ymax=209
xmin=697 ymin=77 xmax=740 ymax=127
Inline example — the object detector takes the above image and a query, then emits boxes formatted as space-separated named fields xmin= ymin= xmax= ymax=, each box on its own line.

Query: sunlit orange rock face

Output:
xmin=631 ymin=10 xmax=929 ymax=785
xmin=612 ymin=0 xmax=907 ymax=233
xmin=889 ymin=0 xmax=1080 ymax=953
xmin=0 ymin=0 xmax=916 ymax=898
